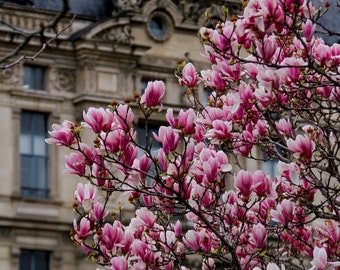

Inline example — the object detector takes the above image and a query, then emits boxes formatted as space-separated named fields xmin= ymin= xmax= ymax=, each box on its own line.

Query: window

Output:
xmin=140 ymin=78 xmax=149 ymax=95
xmin=137 ymin=124 xmax=161 ymax=157
xmin=147 ymin=11 xmax=173 ymax=41
xmin=20 ymin=111 xmax=49 ymax=199
xmin=19 ymin=249 xmax=50 ymax=270
xmin=137 ymin=123 xmax=161 ymax=193
xmin=23 ymin=65 xmax=46 ymax=90
xmin=262 ymin=156 xmax=279 ymax=177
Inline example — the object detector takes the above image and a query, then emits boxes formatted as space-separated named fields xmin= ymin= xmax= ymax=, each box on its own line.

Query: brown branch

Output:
xmin=0 ymin=0 xmax=72 ymax=69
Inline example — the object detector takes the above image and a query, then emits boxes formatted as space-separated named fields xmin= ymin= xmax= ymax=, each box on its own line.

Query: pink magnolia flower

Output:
xmin=75 ymin=182 xmax=96 ymax=204
xmin=103 ymin=129 xmax=130 ymax=153
xmin=137 ymin=154 xmax=152 ymax=179
xmin=310 ymin=247 xmax=328 ymax=270
xmin=92 ymin=202 xmax=108 ymax=221
xmin=179 ymin=62 xmax=200 ymax=88
xmin=83 ymin=107 xmax=114 ymax=133
xmin=136 ymin=207 xmax=156 ymax=227
xmin=216 ymin=60 xmax=241 ymax=81
xmin=250 ymin=223 xmax=267 ymax=249
xmin=183 ymin=230 xmax=201 ymax=251
xmin=234 ymin=131 xmax=254 ymax=156
xmin=253 ymin=170 xmax=275 ymax=198
xmin=111 ymin=256 xmax=128 ymax=270
xmin=140 ymin=80 xmax=165 ymax=107
xmin=101 ymin=222 xmax=124 ymax=250
xmin=201 ymin=69 xmax=226 ymax=92
xmin=287 ymin=134 xmax=315 ymax=161
xmin=202 ymin=258 xmax=215 ymax=270
xmin=174 ymin=220 xmax=182 ymax=237
xmin=73 ymin=217 xmax=91 ymax=240
xmin=205 ymin=119 xmax=233 ymax=144
xmin=256 ymin=35 xmax=277 ymax=61
xmin=302 ymin=19 xmax=316 ymax=43
xmin=45 ymin=120 xmax=76 ymax=146
xmin=178 ymin=108 xmax=196 ymax=135
xmin=153 ymin=126 xmax=180 ymax=154
xmin=64 ymin=152 xmax=86 ymax=176
xmin=271 ymin=199 xmax=294 ymax=224
xmin=313 ymin=41 xmax=332 ymax=67
xmin=115 ymin=104 xmax=134 ymax=129
xmin=234 ymin=170 xmax=253 ymax=197
xmin=277 ymin=161 xmax=300 ymax=185
xmin=276 ymin=118 xmax=293 ymax=137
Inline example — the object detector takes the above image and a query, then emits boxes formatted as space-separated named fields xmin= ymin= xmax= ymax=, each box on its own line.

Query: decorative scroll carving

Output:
xmin=50 ymin=68 xmax=76 ymax=92
xmin=92 ymin=24 xmax=133 ymax=44
xmin=0 ymin=65 xmax=20 ymax=84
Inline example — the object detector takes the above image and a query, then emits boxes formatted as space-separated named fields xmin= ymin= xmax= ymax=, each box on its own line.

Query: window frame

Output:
xmin=20 ymin=110 xmax=49 ymax=199
xmin=19 ymin=249 xmax=50 ymax=270
xmin=23 ymin=64 xmax=47 ymax=91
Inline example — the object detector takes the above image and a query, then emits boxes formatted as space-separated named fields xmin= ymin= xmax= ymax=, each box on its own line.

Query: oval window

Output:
xmin=147 ymin=11 xmax=173 ymax=42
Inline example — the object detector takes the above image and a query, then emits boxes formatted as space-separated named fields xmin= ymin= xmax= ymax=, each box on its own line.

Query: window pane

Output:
xmin=21 ymin=111 xmax=31 ymax=133
xmin=20 ymin=111 xmax=49 ymax=199
xmin=19 ymin=249 xmax=50 ymax=270
xmin=20 ymin=134 xmax=32 ymax=154
xmin=23 ymin=65 xmax=33 ymax=90
xmin=19 ymin=250 xmax=32 ymax=270
xmin=23 ymin=65 xmax=46 ymax=90
xmin=35 ymin=157 xmax=49 ymax=197
xmin=32 ymin=113 xmax=47 ymax=133
xmin=21 ymin=155 xmax=32 ymax=186
xmin=33 ymin=135 xmax=46 ymax=155
xmin=140 ymin=79 xmax=148 ymax=95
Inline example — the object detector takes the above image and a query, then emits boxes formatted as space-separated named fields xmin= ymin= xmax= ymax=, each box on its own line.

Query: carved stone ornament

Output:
xmin=0 ymin=65 xmax=20 ymax=84
xmin=50 ymin=68 xmax=76 ymax=92
xmin=92 ymin=24 xmax=133 ymax=44
xmin=111 ymin=0 xmax=143 ymax=16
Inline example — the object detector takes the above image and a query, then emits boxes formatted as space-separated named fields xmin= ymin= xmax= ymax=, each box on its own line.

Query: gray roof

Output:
xmin=3 ymin=0 xmax=114 ymax=18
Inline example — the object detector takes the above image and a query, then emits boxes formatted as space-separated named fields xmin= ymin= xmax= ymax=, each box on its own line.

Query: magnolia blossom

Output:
xmin=140 ymin=80 xmax=165 ymax=107
xmin=83 ymin=107 xmax=114 ymax=133
xmin=287 ymin=134 xmax=315 ymax=161
xmin=179 ymin=62 xmax=201 ymax=88
xmin=309 ymin=247 xmax=340 ymax=270
xmin=47 ymin=0 xmax=340 ymax=268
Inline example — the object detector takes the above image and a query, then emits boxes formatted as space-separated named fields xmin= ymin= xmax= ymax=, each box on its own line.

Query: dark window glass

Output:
xmin=23 ymin=65 xmax=46 ymax=90
xmin=20 ymin=111 xmax=49 ymax=199
xmin=19 ymin=249 xmax=50 ymax=270
xmin=149 ymin=17 xmax=165 ymax=38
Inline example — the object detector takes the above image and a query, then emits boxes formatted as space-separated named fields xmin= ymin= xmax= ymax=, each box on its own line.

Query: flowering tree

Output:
xmin=46 ymin=0 xmax=340 ymax=269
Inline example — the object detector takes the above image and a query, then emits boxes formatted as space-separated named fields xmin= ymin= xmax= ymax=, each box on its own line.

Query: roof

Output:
xmin=3 ymin=0 xmax=114 ymax=18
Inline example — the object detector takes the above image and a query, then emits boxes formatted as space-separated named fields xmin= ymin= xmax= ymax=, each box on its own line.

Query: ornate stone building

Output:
xmin=0 ymin=1 xmax=241 ymax=269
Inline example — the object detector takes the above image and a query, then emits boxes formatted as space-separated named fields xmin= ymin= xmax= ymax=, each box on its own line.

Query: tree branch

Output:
xmin=0 ymin=0 xmax=72 ymax=69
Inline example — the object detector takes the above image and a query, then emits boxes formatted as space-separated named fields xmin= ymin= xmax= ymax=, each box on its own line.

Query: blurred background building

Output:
xmin=0 ymin=0 xmax=241 ymax=269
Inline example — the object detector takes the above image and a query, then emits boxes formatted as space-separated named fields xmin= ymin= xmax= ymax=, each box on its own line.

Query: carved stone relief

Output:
xmin=111 ymin=0 xmax=143 ymax=16
xmin=0 ymin=65 xmax=20 ymax=84
xmin=50 ymin=68 xmax=76 ymax=92
xmin=93 ymin=24 xmax=133 ymax=44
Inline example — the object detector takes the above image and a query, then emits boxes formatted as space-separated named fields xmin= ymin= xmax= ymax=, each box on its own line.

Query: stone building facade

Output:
xmin=0 ymin=1 xmax=241 ymax=269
